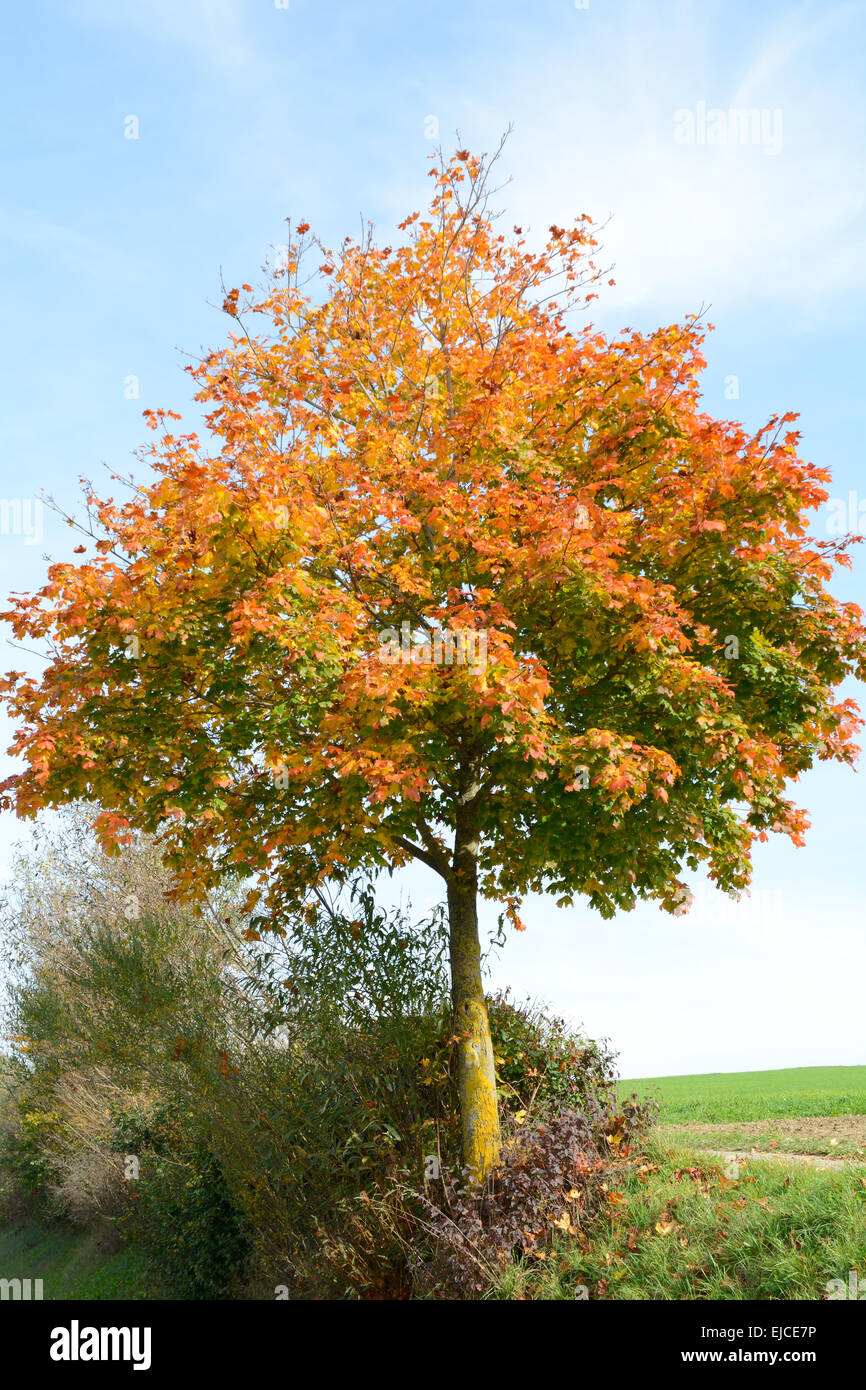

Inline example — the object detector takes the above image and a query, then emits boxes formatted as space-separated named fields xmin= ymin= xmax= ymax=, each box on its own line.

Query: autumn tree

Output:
xmin=2 ymin=147 xmax=865 ymax=1179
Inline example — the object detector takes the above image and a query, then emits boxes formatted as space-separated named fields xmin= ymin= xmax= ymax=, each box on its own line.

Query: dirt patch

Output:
xmin=669 ymin=1114 xmax=866 ymax=1146
xmin=702 ymin=1148 xmax=854 ymax=1170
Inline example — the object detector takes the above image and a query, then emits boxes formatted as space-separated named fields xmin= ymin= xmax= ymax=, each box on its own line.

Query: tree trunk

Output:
xmin=447 ymin=809 xmax=501 ymax=1182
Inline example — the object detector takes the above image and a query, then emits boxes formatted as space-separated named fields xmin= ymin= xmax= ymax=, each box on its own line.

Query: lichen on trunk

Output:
xmin=447 ymin=802 xmax=501 ymax=1183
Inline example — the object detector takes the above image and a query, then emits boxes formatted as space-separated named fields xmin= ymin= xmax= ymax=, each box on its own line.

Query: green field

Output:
xmin=619 ymin=1065 xmax=866 ymax=1124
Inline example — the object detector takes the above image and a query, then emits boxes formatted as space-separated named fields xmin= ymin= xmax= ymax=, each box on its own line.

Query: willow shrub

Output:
xmin=4 ymin=834 xmax=651 ymax=1297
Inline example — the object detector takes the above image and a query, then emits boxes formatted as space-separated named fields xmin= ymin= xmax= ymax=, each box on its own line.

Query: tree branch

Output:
xmin=393 ymin=833 xmax=452 ymax=881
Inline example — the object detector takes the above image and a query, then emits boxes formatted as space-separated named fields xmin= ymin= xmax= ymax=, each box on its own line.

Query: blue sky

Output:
xmin=1 ymin=0 xmax=864 ymax=1076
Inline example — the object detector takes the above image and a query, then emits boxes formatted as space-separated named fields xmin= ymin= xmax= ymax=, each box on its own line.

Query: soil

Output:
xmin=669 ymin=1114 xmax=866 ymax=1146
xmin=700 ymin=1149 xmax=852 ymax=1170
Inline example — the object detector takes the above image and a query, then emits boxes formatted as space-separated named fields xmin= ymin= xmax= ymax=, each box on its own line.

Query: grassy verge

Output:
xmin=493 ymin=1136 xmax=866 ymax=1300
xmin=0 ymin=1218 xmax=153 ymax=1300
xmin=6 ymin=1138 xmax=865 ymax=1301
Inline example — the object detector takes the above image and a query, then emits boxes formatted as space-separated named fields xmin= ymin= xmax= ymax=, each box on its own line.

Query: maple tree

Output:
xmin=2 ymin=147 xmax=865 ymax=1179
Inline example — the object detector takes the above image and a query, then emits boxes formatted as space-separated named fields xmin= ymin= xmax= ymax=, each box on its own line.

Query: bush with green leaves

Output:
xmin=0 ymin=807 xmax=651 ymax=1298
xmin=108 ymin=1101 xmax=251 ymax=1300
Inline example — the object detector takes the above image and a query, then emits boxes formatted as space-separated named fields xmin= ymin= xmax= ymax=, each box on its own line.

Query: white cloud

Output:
xmin=419 ymin=2 xmax=865 ymax=319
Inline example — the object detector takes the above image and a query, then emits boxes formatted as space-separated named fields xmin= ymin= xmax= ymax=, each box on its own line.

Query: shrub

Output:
xmin=109 ymin=1101 xmax=251 ymax=1300
xmin=0 ymin=1061 xmax=68 ymax=1223
xmin=488 ymin=989 xmax=620 ymax=1119
xmin=409 ymin=1091 xmax=656 ymax=1297
xmin=276 ymin=980 xmax=656 ymax=1299
xmin=0 ymin=807 xmax=654 ymax=1299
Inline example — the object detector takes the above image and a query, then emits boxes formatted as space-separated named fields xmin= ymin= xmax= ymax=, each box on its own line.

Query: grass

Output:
xmin=487 ymin=1064 xmax=866 ymax=1299
xmin=618 ymin=1065 xmax=866 ymax=1124
xmin=493 ymin=1135 xmax=866 ymax=1300
xmin=0 ymin=1217 xmax=153 ymax=1299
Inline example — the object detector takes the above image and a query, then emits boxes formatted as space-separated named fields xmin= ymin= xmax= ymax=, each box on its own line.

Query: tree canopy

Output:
xmin=2 ymin=149 xmax=862 ymax=934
